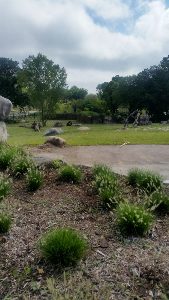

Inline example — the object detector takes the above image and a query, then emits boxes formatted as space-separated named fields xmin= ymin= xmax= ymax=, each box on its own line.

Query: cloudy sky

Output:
xmin=0 ymin=0 xmax=169 ymax=92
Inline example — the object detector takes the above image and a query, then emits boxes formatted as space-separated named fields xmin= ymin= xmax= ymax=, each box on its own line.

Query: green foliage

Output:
xmin=0 ymin=213 xmax=12 ymax=233
xmin=116 ymin=202 xmax=153 ymax=236
xmin=145 ymin=191 xmax=169 ymax=213
xmin=97 ymin=55 xmax=169 ymax=121
xmin=52 ymin=159 xmax=64 ymax=169
xmin=0 ymin=57 xmax=28 ymax=107
xmin=128 ymin=168 xmax=163 ymax=193
xmin=93 ymin=164 xmax=120 ymax=209
xmin=39 ymin=228 xmax=87 ymax=266
xmin=18 ymin=53 xmax=67 ymax=125
xmin=26 ymin=167 xmax=43 ymax=191
xmin=0 ymin=174 xmax=11 ymax=201
xmin=11 ymin=154 xmax=34 ymax=176
xmin=67 ymin=85 xmax=88 ymax=100
xmin=0 ymin=145 xmax=23 ymax=170
xmin=59 ymin=165 xmax=82 ymax=183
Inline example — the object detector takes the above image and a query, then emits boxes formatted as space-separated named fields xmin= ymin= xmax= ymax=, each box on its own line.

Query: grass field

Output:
xmin=7 ymin=122 xmax=169 ymax=146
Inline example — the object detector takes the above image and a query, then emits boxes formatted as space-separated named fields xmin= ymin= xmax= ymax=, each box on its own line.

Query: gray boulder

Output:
xmin=44 ymin=127 xmax=63 ymax=136
xmin=45 ymin=137 xmax=66 ymax=147
xmin=0 ymin=95 xmax=12 ymax=121
xmin=0 ymin=122 xmax=7 ymax=143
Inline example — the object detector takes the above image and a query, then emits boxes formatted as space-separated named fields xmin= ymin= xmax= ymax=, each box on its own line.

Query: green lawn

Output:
xmin=7 ymin=123 xmax=169 ymax=146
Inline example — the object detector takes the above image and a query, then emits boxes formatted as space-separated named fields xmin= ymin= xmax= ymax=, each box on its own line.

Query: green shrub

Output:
xmin=26 ymin=167 xmax=43 ymax=191
xmin=59 ymin=165 xmax=82 ymax=183
xmin=117 ymin=202 xmax=153 ymax=236
xmin=52 ymin=159 xmax=64 ymax=169
xmin=0 ymin=145 xmax=22 ymax=170
xmin=145 ymin=191 xmax=169 ymax=213
xmin=11 ymin=155 xmax=34 ymax=177
xmin=93 ymin=164 xmax=120 ymax=208
xmin=0 ymin=175 xmax=11 ymax=201
xmin=93 ymin=164 xmax=109 ymax=177
xmin=0 ymin=213 xmax=12 ymax=233
xmin=39 ymin=228 xmax=87 ymax=266
xmin=128 ymin=168 xmax=163 ymax=193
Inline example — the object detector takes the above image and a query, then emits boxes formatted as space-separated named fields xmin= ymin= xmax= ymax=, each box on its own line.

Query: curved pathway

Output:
xmin=31 ymin=145 xmax=169 ymax=179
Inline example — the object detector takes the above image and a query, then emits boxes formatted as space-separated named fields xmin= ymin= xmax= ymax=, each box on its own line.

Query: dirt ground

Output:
xmin=30 ymin=144 xmax=169 ymax=179
xmin=1 ymin=164 xmax=169 ymax=299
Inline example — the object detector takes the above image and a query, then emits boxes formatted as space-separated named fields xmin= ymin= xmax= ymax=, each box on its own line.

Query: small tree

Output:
xmin=18 ymin=53 xmax=67 ymax=125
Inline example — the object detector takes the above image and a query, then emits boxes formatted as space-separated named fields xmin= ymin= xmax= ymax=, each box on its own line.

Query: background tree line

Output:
xmin=0 ymin=53 xmax=169 ymax=124
xmin=97 ymin=55 xmax=169 ymax=122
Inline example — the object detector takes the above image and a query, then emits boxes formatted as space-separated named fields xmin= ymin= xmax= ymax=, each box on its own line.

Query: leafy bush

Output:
xmin=59 ymin=165 xmax=82 ymax=183
xmin=26 ymin=167 xmax=43 ymax=191
xmin=117 ymin=202 xmax=153 ymax=236
xmin=145 ymin=191 xmax=169 ymax=213
xmin=128 ymin=168 xmax=163 ymax=193
xmin=11 ymin=155 xmax=34 ymax=177
xmin=93 ymin=164 xmax=120 ymax=209
xmin=39 ymin=228 xmax=87 ymax=266
xmin=0 ymin=174 xmax=11 ymax=201
xmin=0 ymin=213 xmax=12 ymax=233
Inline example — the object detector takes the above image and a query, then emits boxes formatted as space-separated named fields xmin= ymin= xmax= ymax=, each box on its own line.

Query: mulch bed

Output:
xmin=0 ymin=165 xmax=169 ymax=299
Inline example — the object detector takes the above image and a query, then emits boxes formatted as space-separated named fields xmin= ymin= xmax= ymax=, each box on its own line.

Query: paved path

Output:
xmin=31 ymin=145 xmax=169 ymax=179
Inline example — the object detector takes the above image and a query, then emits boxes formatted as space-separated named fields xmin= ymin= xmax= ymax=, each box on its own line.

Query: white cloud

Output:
xmin=83 ymin=0 xmax=131 ymax=20
xmin=0 ymin=0 xmax=169 ymax=92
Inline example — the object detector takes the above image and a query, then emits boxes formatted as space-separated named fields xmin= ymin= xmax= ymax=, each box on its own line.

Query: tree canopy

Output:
xmin=0 ymin=57 xmax=29 ymax=107
xmin=18 ymin=53 xmax=67 ymax=124
xmin=66 ymin=86 xmax=88 ymax=100
xmin=97 ymin=55 xmax=169 ymax=121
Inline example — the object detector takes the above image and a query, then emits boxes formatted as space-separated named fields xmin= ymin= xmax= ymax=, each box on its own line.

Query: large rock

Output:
xmin=0 ymin=96 xmax=12 ymax=121
xmin=0 ymin=96 xmax=12 ymax=143
xmin=45 ymin=137 xmax=66 ymax=147
xmin=0 ymin=122 xmax=7 ymax=143
xmin=44 ymin=127 xmax=63 ymax=136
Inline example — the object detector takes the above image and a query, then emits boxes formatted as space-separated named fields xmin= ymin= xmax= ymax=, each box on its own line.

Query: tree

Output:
xmin=67 ymin=86 xmax=88 ymax=100
xmin=79 ymin=94 xmax=105 ymax=113
xmin=97 ymin=55 xmax=169 ymax=122
xmin=97 ymin=76 xmax=127 ymax=116
xmin=0 ymin=57 xmax=29 ymax=106
xmin=18 ymin=53 xmax=67 ymax=125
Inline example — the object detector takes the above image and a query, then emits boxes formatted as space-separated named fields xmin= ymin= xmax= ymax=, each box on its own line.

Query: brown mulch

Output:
xmin=0 ymin=165 xmax=169 ymax=300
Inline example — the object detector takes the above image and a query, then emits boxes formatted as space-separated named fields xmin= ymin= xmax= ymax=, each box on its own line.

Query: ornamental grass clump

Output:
xmin=145 ymin=191 xmax=169 ymax=214
xmin=128 ymin=168 xmax=163 ymax=193
xmin=26 ymin=167 xmax=43 ymax=191
xmin=59 ymin=165 xmax=82 ymax=183
xmin=0 ymin=145 xmax=21 ymax=170
xmin=0 ymin=174 xmax=11 ymax=201
xmin=117 ymin=202 xmax=153 ymax=236
xmin=11 ymin=155 xmax=34 ymax=177
xmin=0 ymin=213 xmax=12 ymax=233
xmin=39 ymin=228 xmax=87 ymax=267
xmin=93 ymin=164 xmax=120 ymax=209
xmin=52 ymin=159 xmax=64 ymax=169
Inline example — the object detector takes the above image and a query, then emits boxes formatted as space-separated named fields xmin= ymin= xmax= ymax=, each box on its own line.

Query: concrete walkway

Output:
xmin=31 ymin=145 xmax=169 ymax=179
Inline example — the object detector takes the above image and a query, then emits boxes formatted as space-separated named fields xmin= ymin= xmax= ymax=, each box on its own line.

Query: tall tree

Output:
xmin=97 ymin=76 xmax=126 ymax=116
xmin=18 ymin=53 xmax=67 ymax=125
xmin=67 ymin=86 xmax=88 ymax=100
